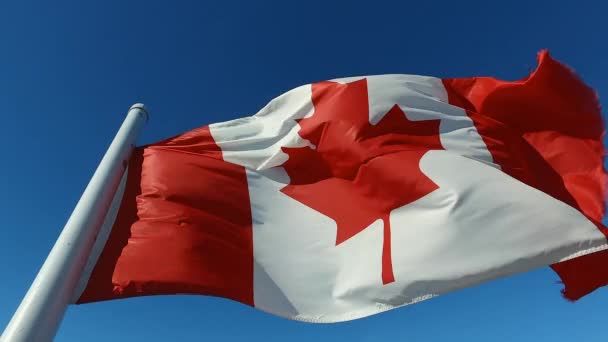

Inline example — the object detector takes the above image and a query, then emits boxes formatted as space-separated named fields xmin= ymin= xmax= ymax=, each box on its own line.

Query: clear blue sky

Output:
xmin=1 ymin=1 xmax=606 ymax=341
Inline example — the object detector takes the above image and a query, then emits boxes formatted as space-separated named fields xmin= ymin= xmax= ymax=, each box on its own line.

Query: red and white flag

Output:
xmin=74 ymin=51 xmax=608 ymax=322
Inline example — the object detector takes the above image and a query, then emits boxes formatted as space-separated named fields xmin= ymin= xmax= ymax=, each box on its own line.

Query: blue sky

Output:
xmin=1 ymin=0 xmax=607 ymax=341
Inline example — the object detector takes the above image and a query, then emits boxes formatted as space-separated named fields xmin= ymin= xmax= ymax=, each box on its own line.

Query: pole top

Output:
xmin=129 ymin=103 xmax=149 ymax=122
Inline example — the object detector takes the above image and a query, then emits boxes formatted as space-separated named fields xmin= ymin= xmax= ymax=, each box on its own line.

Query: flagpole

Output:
xmin=1 ymin=104 xmax=149 ymax=342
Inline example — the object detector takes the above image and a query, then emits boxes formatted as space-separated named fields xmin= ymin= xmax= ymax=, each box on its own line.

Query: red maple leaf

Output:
xmin=280 ymin=79 xmax=443 ymax=284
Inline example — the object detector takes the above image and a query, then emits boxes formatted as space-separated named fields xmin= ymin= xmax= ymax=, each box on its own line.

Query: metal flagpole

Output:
xmin=1 ymin=104 xmax=149 ymax=342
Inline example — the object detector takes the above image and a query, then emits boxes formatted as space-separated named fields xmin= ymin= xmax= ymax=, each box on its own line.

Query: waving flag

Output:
xmin=74 ymin=51 xmax=607 ymax=322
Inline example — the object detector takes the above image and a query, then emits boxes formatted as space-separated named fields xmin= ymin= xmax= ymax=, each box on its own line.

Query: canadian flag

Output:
xmin=74 ymin=51 xmax=608 ymax=322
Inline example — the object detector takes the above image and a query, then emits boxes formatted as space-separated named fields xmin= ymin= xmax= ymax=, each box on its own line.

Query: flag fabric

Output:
xmin=73 ymin=51 xmax=607 ymax=322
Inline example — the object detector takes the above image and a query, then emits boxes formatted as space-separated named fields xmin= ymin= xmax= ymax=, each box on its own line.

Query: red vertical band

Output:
xmin=77 ymin=126 xmax=254 ymax=306
xmin=442 ymin=50 xmax=608 ymax=300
